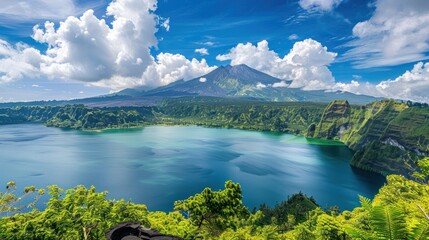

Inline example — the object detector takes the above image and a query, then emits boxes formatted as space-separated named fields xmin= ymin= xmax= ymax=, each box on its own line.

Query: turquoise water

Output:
xmin=0 ymin=124 xmax=385 ymax=211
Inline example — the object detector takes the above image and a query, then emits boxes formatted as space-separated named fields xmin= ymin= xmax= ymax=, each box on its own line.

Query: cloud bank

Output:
xmin=217 ymin=39 xmax=337 ymax=90
xmin=0 ymin=40 xmax=42 ymax=83
xmin=336 ymin=62 xmax=429 ymax=103
xmin=0 ymin=0 xmax=214 ymax=90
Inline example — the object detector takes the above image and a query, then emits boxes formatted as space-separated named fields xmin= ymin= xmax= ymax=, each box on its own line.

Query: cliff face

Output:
xmin=341 ymin=100 xmax=407 ymax=151
xmin=310 ymin=100 xmax=429 ymax=177
xmin=308 ymin=100 xmax=351 ymax=140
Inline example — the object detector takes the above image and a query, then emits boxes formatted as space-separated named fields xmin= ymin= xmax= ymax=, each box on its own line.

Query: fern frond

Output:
xmin=358 ymin=195 xmax=372 ymax=211
xmin=411 ymin=222 xmax=429 ymax=240
xmin=343 ymin=224 xmax=373 ymax=240
xmin=369 ymin=206 xmax=408 ymax=240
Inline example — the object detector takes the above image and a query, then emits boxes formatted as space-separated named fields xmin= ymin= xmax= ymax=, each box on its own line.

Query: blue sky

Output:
xmin=1 ymin=0 xmax=429 ymax=102
xmin=155 ymin=0 xmax=408 ymax=80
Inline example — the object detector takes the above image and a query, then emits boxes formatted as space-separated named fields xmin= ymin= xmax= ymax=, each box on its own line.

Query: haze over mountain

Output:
xmin=116 ymin=64 xmax=378 ymax=104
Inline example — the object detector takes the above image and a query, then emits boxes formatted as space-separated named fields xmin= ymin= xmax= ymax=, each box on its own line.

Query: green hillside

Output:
xmin=308 ymin=100 xmax=429 ymax=177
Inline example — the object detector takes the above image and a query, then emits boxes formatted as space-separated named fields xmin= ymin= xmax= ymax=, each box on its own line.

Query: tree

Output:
xmin=0 ymin=181 xmax=44 ymax=215
xmin=174 ymin=181 xmax=249 ymax=236
xmin=413 ymin=157 xmax=429 ymax=183
xmin=369 ymin=206 xmax=408 ymax=240
xmin=315 ymin=214 xmax=346 ymax=240
xmin=0 ymin=185 xmax=151 ymax=240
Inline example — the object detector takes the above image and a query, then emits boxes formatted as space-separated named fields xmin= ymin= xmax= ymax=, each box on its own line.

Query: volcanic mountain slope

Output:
xmin=117 ymin=64 xmax=378 ymax=104
xmin=141 ymin=64 xmax=287 ymax=97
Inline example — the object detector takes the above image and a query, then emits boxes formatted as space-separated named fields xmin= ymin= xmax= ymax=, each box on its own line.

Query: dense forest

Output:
xmin=1 ymin=161 xmax=429 ymax=239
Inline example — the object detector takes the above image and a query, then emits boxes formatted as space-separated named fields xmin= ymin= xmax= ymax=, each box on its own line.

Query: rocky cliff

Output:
xmin=308 ymin=100 xmax=429 ymax=177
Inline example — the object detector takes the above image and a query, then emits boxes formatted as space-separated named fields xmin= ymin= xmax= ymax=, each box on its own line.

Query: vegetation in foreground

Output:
xmin=1 ymin=158 xmax=429 ymax=239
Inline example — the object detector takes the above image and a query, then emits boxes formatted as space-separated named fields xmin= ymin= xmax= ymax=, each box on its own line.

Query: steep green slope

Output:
xmin=308 ymin=100 xmax=352 ymax=140
xmin=309 ymin=100 xmax=429 ymax=176
xmin=342 ymin=100 xmax=408 ymax=150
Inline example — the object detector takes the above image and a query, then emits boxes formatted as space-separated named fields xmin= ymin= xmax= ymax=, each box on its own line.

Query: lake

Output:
xmin=0 ymin=124 xmax=385 ymax=211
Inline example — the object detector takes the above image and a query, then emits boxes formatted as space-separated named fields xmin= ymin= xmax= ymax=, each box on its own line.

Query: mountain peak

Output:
xmin=222 ymin=64 xmax=251 ymax=70
xmin=205 ymin=64 xmax=281 ymax=85
xmin=117 ymin=64 xmax=377 ymax=105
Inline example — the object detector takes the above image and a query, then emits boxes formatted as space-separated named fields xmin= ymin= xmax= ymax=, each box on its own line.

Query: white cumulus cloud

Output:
xmin=195 ymin=48 xmax=209 ymax=56
xmin=93 ymin=53 xmax=215 ymax=90
xmin=199 ymin=77 xmax=207 ymax=83
xmin=299 ymin=0 xmax=343 ymax=12
xmin=33 ymin=0 xmax=160 ymax=82
xmin=335 ymin=62 xmax=429 ymax=103
xmin=342 ymin=0 xmax=429 ymax=68
xmin=0 ymin=0 xmax=215 ymax=91
xmin=288 ymin=34 xmax=299 ymax=40
xmin=272 ymin=81 xmax=289 ymax=88
xmin=216 ymin=39 xmax=337 ymax=90
xmin=0 ymin=40 xmax=42 ymax=83
xmin=256 ymin=82 xmax=267 ymax=89
xmin=376 ymin=62 xmax=429 ymax=103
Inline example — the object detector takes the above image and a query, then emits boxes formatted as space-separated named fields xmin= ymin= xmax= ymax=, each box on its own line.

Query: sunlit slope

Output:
xmin=309 ymin=100 xmax=429 ymax=176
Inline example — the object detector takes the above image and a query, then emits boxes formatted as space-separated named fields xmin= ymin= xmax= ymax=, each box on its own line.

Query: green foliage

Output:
xmin=147 ymin=211 xmax=198 ymax=239
xmin=351 ymin=141 xmax=418 ymax=176
xmin=311 ymin=100 xmax=429 ymax=177
xmin=45 ymin=105 xmax=155 ymax=130
xmin=358 ymin=195 xmax=372 ymax=211
xmin=0 ymin=176 xmax=428 ymax=239
xmin=0 ymin=182 xmax=44 ymax=215
xmin=159 ymin=97 xmax=325 ymax=134
xmin=411 ymin=220 xmax=429 ymax=240
xmin=310 ymin=100 xmax=351 ymax=140
xmin=0 ymin=105 xmax=156 ymax=130
xmin=0 ymin=185 xmax=150 ymax=240
xmin=341 ymin=175 xmax=429 ymax=240
xmin=174 ymin=180 xmax=249 ymax=236
xmin=368 ymin=206 xmax=408 ymax=240
xmin=256 ymin=192 xmax=318 ymax=229
xmin=314 ymin=214 xmax=346 ymax=240
xmin=413 ymin=157 xmax=429 ymax=183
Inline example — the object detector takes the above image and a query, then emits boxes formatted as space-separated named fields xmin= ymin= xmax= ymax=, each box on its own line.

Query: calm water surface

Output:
xmin=0 ymin=124 xmax=385 ymax=211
